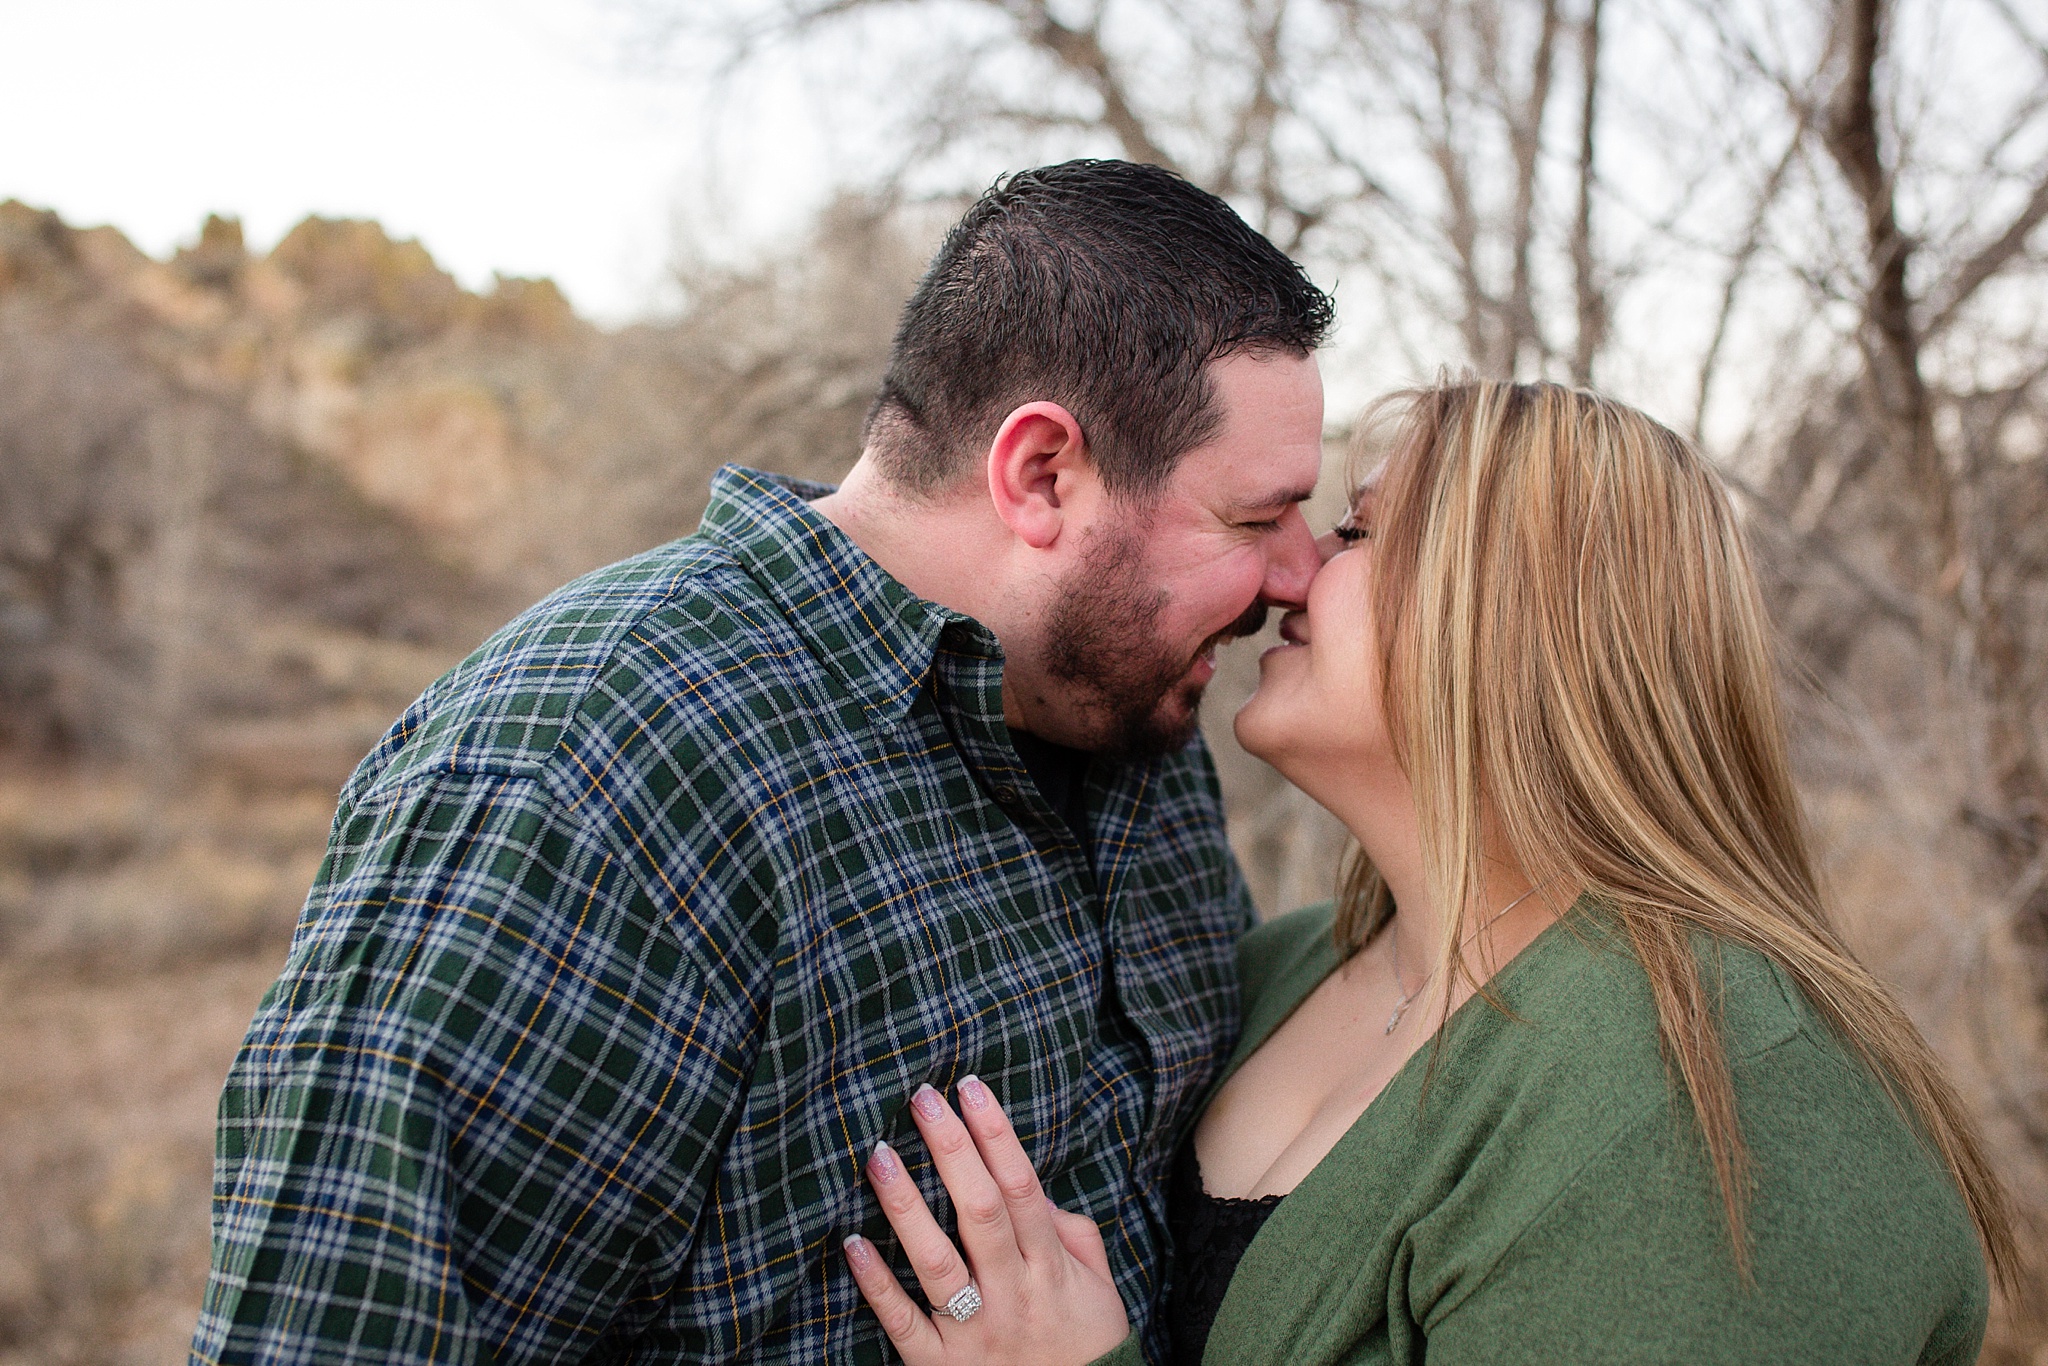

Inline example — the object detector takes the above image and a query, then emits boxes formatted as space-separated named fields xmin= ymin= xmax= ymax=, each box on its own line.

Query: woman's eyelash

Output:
xmin=1333 ymin=524 xmax=1371 ymax=542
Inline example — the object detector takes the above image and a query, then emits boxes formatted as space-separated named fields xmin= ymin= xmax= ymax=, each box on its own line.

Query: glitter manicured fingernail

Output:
xmin=868 ymin=1141 xmax=900 ymax=1182
xmin=911 ymin=1084 xmax=944 ymax=1122
xmin=958 ymin=1075 xmax=991 ymax=1111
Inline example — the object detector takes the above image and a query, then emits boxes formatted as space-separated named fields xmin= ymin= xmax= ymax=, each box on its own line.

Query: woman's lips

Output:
xmin=1256 ymin=612 xmax=1310 ymax=664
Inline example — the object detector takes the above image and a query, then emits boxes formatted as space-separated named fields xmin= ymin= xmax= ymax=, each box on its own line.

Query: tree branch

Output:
xmin=1719 ymin=468 xmax=1926 ymax=637
xmin=1818 ymin=0 xmax=1953 ymax=585
xmin=1569 ymin=0 xmax=1605 ymax=386
xmin=1422 ymin=7 xmax=1497 ymax=371
xmin=1692 ymin=118 xmax=1806 ymax=437
xmin=1006 ymin=0 xmax=1181 ymax=173
xmin=1213 ymin=0 xmax=1287 ymax=200
xmin=1982 ymin=0 xmax=2048 ymax=76
xmin=1921 ymin=165 xmax=2048 ymax=339
xmin=1507 ymin=0 xmax=1563 ymax=376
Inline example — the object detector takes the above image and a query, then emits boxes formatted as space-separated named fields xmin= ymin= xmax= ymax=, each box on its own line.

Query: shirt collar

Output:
xmin=694 ymin=464 xmax=1003 ymax=729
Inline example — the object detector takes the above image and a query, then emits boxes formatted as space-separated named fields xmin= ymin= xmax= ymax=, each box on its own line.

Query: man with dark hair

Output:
xmin=196 ymin=159 xmax=1332 ymax=1364
xmin=868 ymin=159 xmax=1331 ymax=503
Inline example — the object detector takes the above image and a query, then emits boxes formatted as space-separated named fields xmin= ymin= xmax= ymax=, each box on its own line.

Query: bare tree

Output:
xmin=644 ymin=4 xmax=2048 ymax=1321
xmin=647 ymin=0 xmax=1641 ymax=379
xmin=1711 ymin=0 xmax=2048 ymax=977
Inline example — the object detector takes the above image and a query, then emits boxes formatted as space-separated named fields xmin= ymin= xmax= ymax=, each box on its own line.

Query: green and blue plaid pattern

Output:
xmin=194 ymin=466 xmax=1254 ymax=1364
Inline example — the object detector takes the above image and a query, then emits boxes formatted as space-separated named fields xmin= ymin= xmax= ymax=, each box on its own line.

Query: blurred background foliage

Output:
xmin=2 ymin=0 xmax=2045 ymax=1359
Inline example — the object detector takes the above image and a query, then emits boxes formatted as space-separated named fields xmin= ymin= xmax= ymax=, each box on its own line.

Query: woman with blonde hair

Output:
xmin=843 ymin=379 xmax=2018 ymax=1364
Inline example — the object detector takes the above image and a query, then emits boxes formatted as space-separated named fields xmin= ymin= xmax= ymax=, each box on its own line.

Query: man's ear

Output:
xmin=985 ymin=402 xmax=1092 ymax=550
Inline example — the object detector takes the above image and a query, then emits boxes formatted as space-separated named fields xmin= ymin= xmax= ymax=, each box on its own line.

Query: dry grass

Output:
xmin=0 ymin=953 xmax=284 ymax=1364
xmin=1805 ymin=784 xmax=2048 ymax=1363
xmin=0 ymin=765 xmax=318 ymax=1364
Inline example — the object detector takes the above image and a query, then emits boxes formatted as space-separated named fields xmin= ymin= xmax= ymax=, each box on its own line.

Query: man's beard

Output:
xmin=1041 ymin=525 xmax=1269 ymax=760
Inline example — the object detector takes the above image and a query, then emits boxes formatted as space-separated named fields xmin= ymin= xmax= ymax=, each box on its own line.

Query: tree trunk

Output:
xmin=1569 ymin=0 xmax=1604 ymax=386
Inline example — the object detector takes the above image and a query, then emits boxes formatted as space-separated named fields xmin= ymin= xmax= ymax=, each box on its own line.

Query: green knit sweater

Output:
xmin=1099 ymin=901 xmax=1988 ymax=1365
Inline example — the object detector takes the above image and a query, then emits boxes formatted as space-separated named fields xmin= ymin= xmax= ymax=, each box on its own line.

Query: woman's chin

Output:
xmin=1233 ymin=683 xmax=1294 ymax=765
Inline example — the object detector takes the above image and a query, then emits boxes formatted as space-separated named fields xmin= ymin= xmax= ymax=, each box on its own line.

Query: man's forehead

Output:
xmin=1168 ymin=422 xmax=1324 ymax=501
xmin=1153 ymin=446 xmax=1321 ymax=524
xmin=1142 ymin=349 xmax=1325 ymax=509
xmin=1157 ymin=443 xmax=1317 ymax=511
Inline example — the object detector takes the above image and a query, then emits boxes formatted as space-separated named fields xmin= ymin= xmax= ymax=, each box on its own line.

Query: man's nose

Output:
xmin=1260 ymin=506 xmax=1322 ymax=609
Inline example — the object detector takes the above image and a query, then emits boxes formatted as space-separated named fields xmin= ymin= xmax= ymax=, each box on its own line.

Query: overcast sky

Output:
xmin=0 ymin=0 xmax=825 ymax=321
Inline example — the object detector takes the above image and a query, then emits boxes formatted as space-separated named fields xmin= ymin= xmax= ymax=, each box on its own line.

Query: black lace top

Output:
xmin=1163 ymin=1143 xmax=1286 ymax=1365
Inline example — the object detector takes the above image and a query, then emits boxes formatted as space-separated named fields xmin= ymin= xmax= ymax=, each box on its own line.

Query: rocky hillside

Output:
xmin=0 ymin=197 xmax=918 ymax=770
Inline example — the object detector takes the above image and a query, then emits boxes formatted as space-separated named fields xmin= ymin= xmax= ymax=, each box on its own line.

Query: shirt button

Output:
xmin=992 ymin=784 xmax=1019 ymax=805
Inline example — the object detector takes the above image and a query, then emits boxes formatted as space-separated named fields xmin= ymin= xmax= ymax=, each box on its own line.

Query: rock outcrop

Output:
xmin=0 ymin=197 xmax=924 ymax=766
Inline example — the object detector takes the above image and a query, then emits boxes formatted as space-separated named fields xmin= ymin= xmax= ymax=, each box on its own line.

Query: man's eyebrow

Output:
xmin=1230 ymin=485 xmax=1319 ymax=514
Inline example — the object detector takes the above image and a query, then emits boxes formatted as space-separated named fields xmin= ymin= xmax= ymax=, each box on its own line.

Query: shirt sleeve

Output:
xmin=194 ymin=768 xmax=765 ymax=1364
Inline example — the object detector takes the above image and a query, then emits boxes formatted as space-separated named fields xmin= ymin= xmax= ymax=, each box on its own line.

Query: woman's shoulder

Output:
xmin=1472 ymin=914 xmax=1983 ymax=1276
xmin=1225 ymin=900 xmax=1819 ymax=1082
xmin=1521 ymin=912 xmax=1903 ymax=1085
xmin=1489 ymin=911 xmax=1914 ymax=1121
xmin=1399 ymin=910 xmax=1970 ymax=1234
xmin=1236 ymin=901 xmax=1340 ymax=1016
xmin=1481 ymin=904 xmax=1816 ymax=1038
xmin=1403 ymin=915 xmax=1987 ymax=1353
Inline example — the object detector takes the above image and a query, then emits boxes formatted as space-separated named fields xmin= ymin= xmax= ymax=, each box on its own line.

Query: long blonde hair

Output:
xmin=1338 ymin=378 xmax=2018 ymax=1290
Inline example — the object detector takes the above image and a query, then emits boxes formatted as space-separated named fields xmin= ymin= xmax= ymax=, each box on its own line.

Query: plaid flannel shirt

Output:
xmin=195 ymin=466 xmax=1255 ymax=1364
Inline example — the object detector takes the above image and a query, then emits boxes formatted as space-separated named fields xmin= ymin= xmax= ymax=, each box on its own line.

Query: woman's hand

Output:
xmin=843 ymin=1075 xmax=1132 ymax=1366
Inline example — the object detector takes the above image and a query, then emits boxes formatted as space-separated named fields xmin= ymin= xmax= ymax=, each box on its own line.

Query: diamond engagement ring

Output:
xmin=942 ymin=1283 xmax=983 ymax=1322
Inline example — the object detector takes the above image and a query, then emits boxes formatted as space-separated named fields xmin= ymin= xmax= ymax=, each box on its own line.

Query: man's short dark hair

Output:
xmin=864 ymin=160 xmax=1335 ymax=500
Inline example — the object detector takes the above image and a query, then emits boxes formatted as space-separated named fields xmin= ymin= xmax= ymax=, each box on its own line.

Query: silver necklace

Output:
xmin=1383 ymin=884 xmax=1544 ymax=1034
